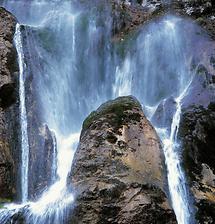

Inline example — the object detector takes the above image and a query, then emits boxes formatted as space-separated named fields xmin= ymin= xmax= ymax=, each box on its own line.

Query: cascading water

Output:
xmin=14 ymin=24 xmax=30 ymax=203
xmin=157 ymin=85 xmax=194 ymax=224
xmin=113 ymin=16 xmax=200 ymax=224
xmin=0 ymin=1 xmax=114 ymax=223
xmin=0 ymin=0 xmax=211 ymax=223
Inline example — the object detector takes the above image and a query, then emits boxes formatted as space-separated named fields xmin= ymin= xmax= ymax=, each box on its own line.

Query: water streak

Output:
xmin=14 ymin=24 xmax=30 ymax=203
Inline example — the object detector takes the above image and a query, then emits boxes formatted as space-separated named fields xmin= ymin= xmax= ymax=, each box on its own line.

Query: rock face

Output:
xmin=27 ymin=122 xmax=57 ymax=200
xmin=111 ymin=0 xmax=165 ymax=40
xmin=68 ymin=96 xmax=176 ymax=223
xmin=179 ymin=103 xmax=215 ymax=223
xmin=0 ymin=7 xmax=18 ymax=201
xmin=173 ymin=0 xmax=215 ymax=39
xmin=112 ymin=0 xmax=215 ymax=40
xmin=0 ymin=7 xmax=17 ymax=108
xmin=21 ymin=26 xmax=57 ymax=200
xmin=178 ymin=53 xmax=215 ymax=222
xmin=151 ymin=96 xmax=176 ymax=132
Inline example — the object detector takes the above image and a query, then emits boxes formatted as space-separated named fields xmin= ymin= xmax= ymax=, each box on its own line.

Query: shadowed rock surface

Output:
xmin=0 ymin=7 xmax=18 ymax=201
xmin=179 ymin=103 xmax=215 ymax=223
xmin=0 ymin=7 xmax=17 ymax=108
xmin=151 ymin=96 xmax=176 ymax=132
xmin=178 ymin=54 xmax=215 ymax=222
xmin=0 ymin=7 xmax=56 ymax=202
xmin=68 ymin=96 xmax=176 ymax=223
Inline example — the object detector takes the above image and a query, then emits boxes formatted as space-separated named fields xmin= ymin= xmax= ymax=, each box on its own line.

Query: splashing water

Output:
xmin=156 ymin=80 xmax=194 ymax=224
xmin=0 ymin=1 xmax=114 ymax=223
xmin=0 ymin=0 xmax=211 ymax=223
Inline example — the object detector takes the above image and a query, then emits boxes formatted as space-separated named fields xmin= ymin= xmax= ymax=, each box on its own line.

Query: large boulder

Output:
xmin=68 ymin=96 xmax=176 ymax=223
xmin=0 ymin=7 xmax=18 ymax=202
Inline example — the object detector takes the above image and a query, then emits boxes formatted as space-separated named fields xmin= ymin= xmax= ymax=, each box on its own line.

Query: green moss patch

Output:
xmin=82 ymin=96 xmax=142 ymax=131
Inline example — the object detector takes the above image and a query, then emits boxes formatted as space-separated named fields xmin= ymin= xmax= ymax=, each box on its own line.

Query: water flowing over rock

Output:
xmin=0 ymin=7 xmax=18 ymax=201
xmin=178 ymin=55 xmax=215 ymax=223
xmin=179 ymin=103 xmax=215 ymax=223
xmin=0 ymin=0 xmax=215 ymax=223
xmin=151 ymin=96 xmax=177 ymax=132
xmin=68 ymin=96 xmax=176 ymax=223
xmin=23 ymin=29 xmax=58 ymax=199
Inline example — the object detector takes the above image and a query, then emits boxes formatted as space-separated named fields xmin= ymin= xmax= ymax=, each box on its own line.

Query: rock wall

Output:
xmin=179 ymin=103 xmax=215 ymax=223
xmin=0 ymin=7 xmax=56 ymax=202
xmin=0 ymin=7 xmax=18 ymax=201
xmin=179 ymin=60 xmax=215 ymax=223
xmin=68 ymin=96 xmax=176 ymax=223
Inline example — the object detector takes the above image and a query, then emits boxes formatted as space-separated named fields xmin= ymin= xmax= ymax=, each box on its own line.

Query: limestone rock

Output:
xmin=68 ymin=96 xmax=176 ymax=223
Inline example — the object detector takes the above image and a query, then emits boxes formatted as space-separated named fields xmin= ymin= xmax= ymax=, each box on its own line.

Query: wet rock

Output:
xmin=20 ymin=26 xmax=58 ymax=200
xmin=28 ymin=123 xmax=57 ymax=200
xmin=151 ymin=96 xmax=177 ymax=132
xmin=179 ymin=103 xmax=215 ymax=223
xmin=0 ymin=7 xmax=19 ymax=200
xmin=68 ymin=96 xmax=176 ymax=223
xmin=178 ymin=42 xmax=215 ymax=222
xmin=182 ymin=64 xmax=215 ymax=109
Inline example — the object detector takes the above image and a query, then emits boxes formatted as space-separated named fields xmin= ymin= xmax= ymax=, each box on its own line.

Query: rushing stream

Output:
xmin=0 ymin=0 xmax=212 ymax=223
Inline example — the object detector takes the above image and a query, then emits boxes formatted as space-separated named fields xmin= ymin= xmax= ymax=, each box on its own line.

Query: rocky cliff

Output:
xmin=68 ymin=96 xmax=176 ymax=223
xmin=179 ymin=103 xmax=215 ymax=223
xmin=0 ymin=7 xmax=56 ymax=203
xmin=0 ymin=7 xmax=18 ymax=202
xmin=20 ymin=25 xmax=57 ymax=200
xmin=178 ymin=60 xmax=215 ymax=223
xmin=111 ymin=0 xmax=215 ymax=40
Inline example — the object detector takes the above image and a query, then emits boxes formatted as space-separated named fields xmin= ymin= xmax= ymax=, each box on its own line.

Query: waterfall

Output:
xmin=113 ymin=16 xmax=197 ymax=224
xmin=14 ymin=24 xmax=30 ymax=203
xmin=1 ymin=1 xmax=113 ymax=223
xmin=157 ymin=85 xmax=193 ymax=224
xmin=0 ymin=1 xmax=211 ymax=223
